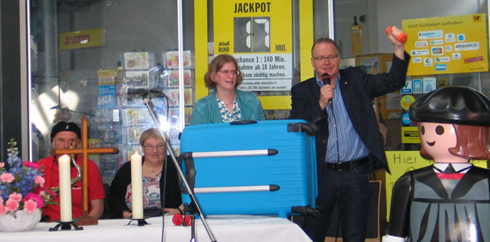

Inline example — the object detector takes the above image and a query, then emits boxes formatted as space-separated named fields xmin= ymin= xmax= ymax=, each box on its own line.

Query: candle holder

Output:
xmin=49 ymin=221 xmax=84 ymax=231
xmin=126 ymin=218 xmax=148 ymax=226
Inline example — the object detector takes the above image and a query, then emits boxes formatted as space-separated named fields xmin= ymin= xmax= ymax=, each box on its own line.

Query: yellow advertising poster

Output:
xmin=385 ymin=151 xmax=488 ymax=221
xmin=59 ymin=29 xmax=105 ymax=51
xmin=213 ymin=0 xmax=293 ymax=93
xmin=402 ymin=14 xmax=488 ymax=75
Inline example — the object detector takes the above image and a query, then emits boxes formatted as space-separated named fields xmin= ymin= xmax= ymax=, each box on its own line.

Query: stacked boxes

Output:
xmin=163 ymin=50 xmax=195 ymax=125
xmin=96 ymin=69 xmax=123 ymax=183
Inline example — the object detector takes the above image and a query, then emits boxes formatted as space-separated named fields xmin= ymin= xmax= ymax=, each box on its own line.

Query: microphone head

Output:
xmin=120 ymin=85 xmax=166 ymax=99
xmin=120 ymin=85 xmax=146 ymax=98
xmin=321 ymin=73 xmax=330 ymax=79
xmin=120 ymin=85 xmax=130 ymax=98
xmin=321 ymin=73 xmax=330 ymax=85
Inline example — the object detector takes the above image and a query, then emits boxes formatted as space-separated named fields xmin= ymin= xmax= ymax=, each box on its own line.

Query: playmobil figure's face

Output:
xmin=419 ymin=122 xmax=467 ymax=163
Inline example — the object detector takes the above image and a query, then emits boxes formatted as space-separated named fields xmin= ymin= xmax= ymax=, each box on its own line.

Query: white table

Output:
xmin=1 ymin=215 xmax=312 ymax=242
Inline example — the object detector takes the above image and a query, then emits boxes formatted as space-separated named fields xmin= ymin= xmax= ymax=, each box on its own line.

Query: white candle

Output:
xmin=58 ymin=155 xmax=72 ymax=222
xmin=130 ymin=151 xmax=144 ymax=219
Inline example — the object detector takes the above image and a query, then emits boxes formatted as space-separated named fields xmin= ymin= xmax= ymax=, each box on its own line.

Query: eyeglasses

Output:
xmin=218 ymin=70 xmax=240 ymax=76
xmin=312 ymin=54 xmax=340 ymax=62
xmin=143 ymin=144 xmax=165 ymax=150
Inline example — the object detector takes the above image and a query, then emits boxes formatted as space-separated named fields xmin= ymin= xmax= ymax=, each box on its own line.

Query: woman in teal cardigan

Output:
xmin=190 ymin=54 xmax=266 ymax=124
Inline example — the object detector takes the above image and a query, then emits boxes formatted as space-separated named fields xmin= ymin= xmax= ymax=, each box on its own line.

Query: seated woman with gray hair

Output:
xmin=109 ymin=128 xmax=182 ymax=218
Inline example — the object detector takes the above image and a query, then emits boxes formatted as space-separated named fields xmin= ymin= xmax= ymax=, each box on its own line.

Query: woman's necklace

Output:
xmin=225 ymin=98 xmax=234 ymax=106
xmin=144 ymin=162 xmax=163 ymax=173
xmin=223 ymin=93 xmax=236 ymax=107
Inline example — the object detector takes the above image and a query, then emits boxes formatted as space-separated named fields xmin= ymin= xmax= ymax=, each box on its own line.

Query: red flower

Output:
xmin=23 ymin=193 xmax=44 ymax=209
xmin=22 ymin=161 xmax=41 ymax=170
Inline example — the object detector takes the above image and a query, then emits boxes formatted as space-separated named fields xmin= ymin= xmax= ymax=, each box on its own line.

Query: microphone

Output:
xmin=321 ymin=73 xmax=332 ymax=104
xmin=120 ymin=85 xmax=167 ymax=98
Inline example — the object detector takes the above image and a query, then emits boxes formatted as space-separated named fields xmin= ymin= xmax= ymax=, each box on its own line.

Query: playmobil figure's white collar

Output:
xmin=433 ymin=163 xmax=472 ymax=174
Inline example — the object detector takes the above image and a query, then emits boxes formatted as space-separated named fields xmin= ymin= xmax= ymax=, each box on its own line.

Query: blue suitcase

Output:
xmin=178 ymin=120 xmax=318 ymax=218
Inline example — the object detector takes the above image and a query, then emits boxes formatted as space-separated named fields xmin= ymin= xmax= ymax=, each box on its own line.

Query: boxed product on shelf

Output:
xmin=126 ymin=125 xmax=151 ymax=144
xmin=97 ymin=69 xmax=117 ymax=110
xmin=98 ymin=88 xmax=117 ymax=110
xmin=124 ymin=70 xmax=150 ymax=87
xmin=185 ymin=107 xmax=192 ymax=124
xmin=127 ymin=144 xmax=143 ymax=161
xmin=123 ymin=52 xmax=156 ymax=70
xmin=164 ymin=50 xmax=194 ymax=69
xmin=98 ymin=69 xmax=116 ymax=85
xmin=169 ymin=107 xmax=193 ymax=124
xmin=184 ymin=88 xmax=193 ymax=106
xmin=122 ymin=108 xmax=153 ymax=126
xmin=167 ymin=69 xmax=193 ymax=87
xmin=167 ymin=88 xmax=193 ymax=106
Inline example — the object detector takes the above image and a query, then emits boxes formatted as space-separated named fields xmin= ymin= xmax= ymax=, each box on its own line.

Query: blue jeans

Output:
xmin=303 ymin=163 xmax=371 ymax=242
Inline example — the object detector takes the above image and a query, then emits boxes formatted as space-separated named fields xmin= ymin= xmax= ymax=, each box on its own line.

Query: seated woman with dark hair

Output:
xmin=109 ymin=128 xmax=182 ymax=218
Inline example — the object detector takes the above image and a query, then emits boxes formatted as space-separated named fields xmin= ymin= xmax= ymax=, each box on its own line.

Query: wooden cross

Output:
xmin=53 ymin=115 xmax=118 ymax=226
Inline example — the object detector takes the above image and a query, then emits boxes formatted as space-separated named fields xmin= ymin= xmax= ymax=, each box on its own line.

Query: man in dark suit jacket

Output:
xmin=290 ymin=26 xmax=410 ymax=242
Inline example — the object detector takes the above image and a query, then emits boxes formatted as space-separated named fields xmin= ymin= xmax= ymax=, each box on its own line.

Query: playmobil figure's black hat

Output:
xmin=51 ymin=121 xmax=81 ymax=142
xmin=409 ymin=86 xmax=490 ymax=126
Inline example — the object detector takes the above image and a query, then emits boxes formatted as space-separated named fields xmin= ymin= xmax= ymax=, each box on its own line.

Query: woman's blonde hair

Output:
xmin=139 ymin=128 xmax=165 ymax=147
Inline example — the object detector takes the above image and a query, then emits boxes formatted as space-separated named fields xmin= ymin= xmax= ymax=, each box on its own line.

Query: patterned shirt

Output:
xmin=217 ymin=98 xmax=241 ymax=122
xmin=125 ymin=172 xmax=162 ymax=211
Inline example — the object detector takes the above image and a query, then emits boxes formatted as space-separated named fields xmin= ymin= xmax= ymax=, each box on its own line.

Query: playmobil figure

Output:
xmin=383 ymin=86 xmax=490 ymax=242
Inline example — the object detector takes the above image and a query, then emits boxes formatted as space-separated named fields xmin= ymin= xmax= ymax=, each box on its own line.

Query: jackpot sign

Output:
xmin=214 ymin=0 xmax=293 ymax=92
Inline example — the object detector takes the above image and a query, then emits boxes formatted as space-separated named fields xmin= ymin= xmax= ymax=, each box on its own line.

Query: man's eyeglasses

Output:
xmin=312 ymin=54 xmax=340 ymax=62
xmin=218 ymin=70 xmax=240 ymax=76
xmin=143 ymin=144 xmax=165 ymax=150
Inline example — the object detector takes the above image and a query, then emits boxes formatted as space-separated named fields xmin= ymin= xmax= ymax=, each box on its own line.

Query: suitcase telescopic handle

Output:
xmin=287 ymin=122 xmax=318 ymax=136
xmin=178 ymin=152 xmax=196 ymax=194
xmin=291 ymin=206 xmax=321 ymax=219
xmin=230 ymin=120 xmax=257 ymax=125
xmin=177 ymin=149 xmax=278 ymax=194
